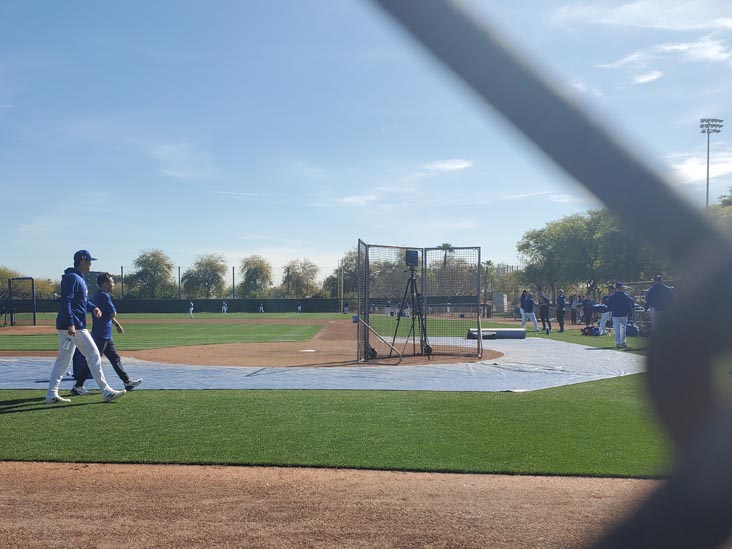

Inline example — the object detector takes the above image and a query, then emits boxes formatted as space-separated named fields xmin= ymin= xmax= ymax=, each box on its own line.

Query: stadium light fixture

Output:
xmin=700 ymin=118 xmax=724 ymax=208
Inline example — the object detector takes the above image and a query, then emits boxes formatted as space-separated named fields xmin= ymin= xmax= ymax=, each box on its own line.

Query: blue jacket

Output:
xmin=91 ymin=290 xmax=116 ymax=339
xmin=557 ymin=295 xmax=566 ymax=312
xmin=523 ymin=296 xmax=535 ymax=313
xmin=56 ymin=268 xmax=97 ymax=330
xmin=607 ymin=290 xmax=634 ymax=317
xmin=645 ymin=283 xmax=676 ymax=311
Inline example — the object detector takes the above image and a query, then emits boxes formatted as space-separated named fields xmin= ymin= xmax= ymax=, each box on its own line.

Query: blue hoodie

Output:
xmin=55 ymin=268 xmax=97 ymax=330
xmin=607 ymin=290 xmax=634 ymax=317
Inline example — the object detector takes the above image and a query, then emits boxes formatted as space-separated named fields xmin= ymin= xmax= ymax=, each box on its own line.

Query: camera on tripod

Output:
xmin=405 ymin=249 xmax=419 ymax=267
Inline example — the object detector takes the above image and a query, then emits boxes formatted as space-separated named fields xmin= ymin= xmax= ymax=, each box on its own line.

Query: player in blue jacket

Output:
xmin=70 ymin=272 xmax=142 ymax=395
xmin=645 ymin=274 xmax=676 ymax=329
xmin=606 ymin=282 xmax=635 ymax=348
xmin=45 ymin=250 xmax=125 ymax=404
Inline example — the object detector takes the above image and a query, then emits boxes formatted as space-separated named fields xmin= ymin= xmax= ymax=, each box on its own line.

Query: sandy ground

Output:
xmin=1 ymin=317 xmax=659 ymax=547
xmin=0 ymin=462 xmax=660 ymax=548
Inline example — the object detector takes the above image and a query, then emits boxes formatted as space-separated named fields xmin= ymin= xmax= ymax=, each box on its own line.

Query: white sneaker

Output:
xmin=44 ymin=395 xmax=71 ymax=404
xmin=70 ymin=386 xmax=89 ymax=396
xmin=102 ymin=389 xmax=126 ymax=403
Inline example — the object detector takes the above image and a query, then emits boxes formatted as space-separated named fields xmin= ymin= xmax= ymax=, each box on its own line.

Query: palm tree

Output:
xmin=437 ymin=243 xmax=454 ymax=267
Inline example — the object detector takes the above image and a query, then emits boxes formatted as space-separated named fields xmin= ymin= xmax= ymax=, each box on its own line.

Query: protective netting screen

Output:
xmin=6 ymin=277 xmax=36 ymax=326
xmin=357 ymin=240 xmax=481 ymax=362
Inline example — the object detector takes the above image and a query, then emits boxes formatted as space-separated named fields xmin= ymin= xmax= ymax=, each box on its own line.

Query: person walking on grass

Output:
xmin=523 ymin=292 xmax=540 ymax=334
xmin=607 ymin=282 xmax=635 ymax=349
xmin=70 ymin=273 xmax=142 ymax=396
xmin=556 ymin=289 xmax=566 ymax=333
xmin=538 ymin=291 xmax=551 ymax=335
xmin=44 ymin=251 xmax=125 ymax=404
xmin=519 ymin=289 xmax=528 ymax=328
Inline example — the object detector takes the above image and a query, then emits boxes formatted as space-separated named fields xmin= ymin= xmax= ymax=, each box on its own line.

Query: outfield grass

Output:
xmin=0 ymin=323 xmax=323 ymax=351
xmin=0 ymin=375 xmax=670 ymax=477
xmin=6 ymin=312 xmax=346 ymax=322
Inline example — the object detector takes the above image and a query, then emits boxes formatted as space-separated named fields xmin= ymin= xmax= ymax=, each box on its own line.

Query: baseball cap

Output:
xmin=615 ymin=281 xmax=623 ymax=288
xmin=654 ymin=274 xmax=662 ymax=281
xmin=74 ymin=250 xmax=98 ymax=262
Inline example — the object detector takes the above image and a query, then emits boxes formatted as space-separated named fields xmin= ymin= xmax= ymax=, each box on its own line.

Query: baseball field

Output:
xmin=0 ymin=313 xmax=667 ymax=547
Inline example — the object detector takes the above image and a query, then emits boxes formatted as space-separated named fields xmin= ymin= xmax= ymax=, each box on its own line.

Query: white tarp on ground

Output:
xmin=0 ymin=338 xmax=645 ymax=392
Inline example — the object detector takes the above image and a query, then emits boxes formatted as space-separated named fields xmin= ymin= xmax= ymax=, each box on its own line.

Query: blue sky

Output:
xmin=2 ymin=0 xmax=730 ymax=283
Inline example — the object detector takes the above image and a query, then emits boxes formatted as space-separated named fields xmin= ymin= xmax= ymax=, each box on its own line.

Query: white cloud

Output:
xmin=634 ymin=70 xmax=663 ymax=84
xmin=655 ymin=37 xmax=732 ymax=62
xmin=336 ymin=193 xmax=381 ymax=205
xmin=215 ymin=191 xmax=259 ymax=198
xmin=568 ymin=78 xmax=604 ymax=97
xmin=551 ymin=2 xmax=732 ymax=31
xmin=665 ymin=147 xmax=732 ymax=184
xmin=600 ymin=37 xmax=732 ymax=71
xmin=146 ymin=142 xmax=215 ymax=179
xmin=0 ymin=103 xmax=12 ymax=110
xmin=597 ymin=51 xmax=651 ymax=69
xmin=423 ymin=158 xmax=474 ymax=171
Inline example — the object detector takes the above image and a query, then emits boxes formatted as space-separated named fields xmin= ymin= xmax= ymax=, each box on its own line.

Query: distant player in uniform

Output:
xmin=607 ymin=282 xmax=635 ymax=348
xmin=188 ymin=300 xmax=194 ymax=318
xmin=44 ymin=250 xmax=125 ymax=404
xmin=70 ymin=273 xmax=143 ymax=395
xmin=297 ymin=301 xmax=302 ymax=314
xmin=221 ymin=300 xmax=228 ymax=314
xmin=645 ymin=275 xmax=676 ymax=329
xmin=258 ymin=302 xmax=264 ymax=313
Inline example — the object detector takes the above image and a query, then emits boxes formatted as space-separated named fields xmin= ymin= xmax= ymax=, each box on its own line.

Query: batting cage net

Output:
xmin=357 ymin=240 xmax=481 ymax=363
xmin=5 ymin=277 xmax=37 ymax=326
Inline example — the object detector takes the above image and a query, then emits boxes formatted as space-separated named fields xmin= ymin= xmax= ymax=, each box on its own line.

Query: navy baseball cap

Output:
xmin=74 ymin=250 xmax=97 ymax=262
xmin=654 ymin=274 xmax=662 ymax=281
xmin=615 ymin=281 xmax=623 ymax=288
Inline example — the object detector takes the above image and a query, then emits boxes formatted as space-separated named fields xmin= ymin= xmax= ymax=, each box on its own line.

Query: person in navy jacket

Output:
xmin=606 ymin=281 xmax=635 ymax=349
xmin=645 ymin=274 xmax=676 ymax=329
xmin=45 ymin=250 xmax=125 ymax=404
xmin=523 ymin=292 xmax=540 ymax=334
xmin=556 ymin=289 xmax=566 ymax=333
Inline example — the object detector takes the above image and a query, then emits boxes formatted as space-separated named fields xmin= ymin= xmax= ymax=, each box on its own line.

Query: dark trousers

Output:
xmin=570 ymin=309 xmax=577 ymax=324
xmin=73 ymin=336 xmax=130 ymax=385
xmin=557 ymin=310 xmax=565 ymax=331
xmin=539 ymin=308 xmax=551 ymax=331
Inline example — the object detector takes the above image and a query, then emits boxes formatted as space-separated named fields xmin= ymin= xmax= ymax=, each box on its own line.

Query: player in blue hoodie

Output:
xmin=44 ymin=250 xmax=126 ymax=404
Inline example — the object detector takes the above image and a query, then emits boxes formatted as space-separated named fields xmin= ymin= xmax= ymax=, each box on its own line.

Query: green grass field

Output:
xmin=0 ymin=375 xmax=670 ymax=477
xmin=0 ymin=312 xmax=664 ymax=477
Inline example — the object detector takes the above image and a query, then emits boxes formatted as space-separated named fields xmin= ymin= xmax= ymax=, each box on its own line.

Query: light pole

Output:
xmin=700 ymin=118 xmax=724 ymax=208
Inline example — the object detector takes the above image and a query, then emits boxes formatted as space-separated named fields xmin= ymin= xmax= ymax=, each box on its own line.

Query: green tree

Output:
xmin=181 ymin=253 xmax=228 ymax=298
xmin=517 ymin=210 xmax=668 ymax=298
xmin=281 ymin=259 xmax=319 ymax=298
xmin=237 ymin=255 xmax=273 ymax=298
xmin=719 ymin=187 xmax=732 ymax=207
xmin=125 ymin=249 xmax=176 ymax=298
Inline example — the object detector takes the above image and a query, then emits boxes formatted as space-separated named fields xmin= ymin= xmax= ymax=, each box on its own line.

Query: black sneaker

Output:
xmin=125 ymin=378 xmax=143 ymax=391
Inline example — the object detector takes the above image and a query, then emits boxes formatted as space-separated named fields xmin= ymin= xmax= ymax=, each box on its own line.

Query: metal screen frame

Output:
xmin=357 ymin=240 xmax=481 ymax=362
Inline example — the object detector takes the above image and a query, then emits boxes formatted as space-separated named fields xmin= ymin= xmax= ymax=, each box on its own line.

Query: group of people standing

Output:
xmin=518 ymin=275 xmax=676 ymax=349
